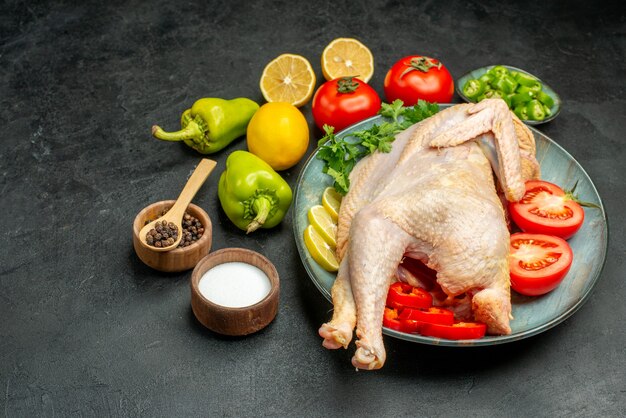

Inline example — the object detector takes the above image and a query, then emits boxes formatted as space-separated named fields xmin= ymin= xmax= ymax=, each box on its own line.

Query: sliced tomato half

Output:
xmin=386 ymin=282 xmax=433 ymax=310
xmin=508 ymin=180 xmax=584 ymax=239
xmin=420 ymin=321 xmax=487 ymax=340
xmin=509 ymin=232 xmax=573 ymax=296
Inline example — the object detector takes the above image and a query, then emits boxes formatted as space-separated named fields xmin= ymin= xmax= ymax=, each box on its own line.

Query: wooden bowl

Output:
xmin=190 ymin=248 xmax=280 ymax=336
xmin=133 ymin=200 xmax=212 ymax=272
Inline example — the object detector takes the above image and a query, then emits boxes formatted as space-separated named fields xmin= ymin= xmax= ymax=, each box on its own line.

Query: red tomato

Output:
xmin=420 ymin=321 xmax=487 ymax=340
xmin=509 ymin=180 xmax=585 ymax=239
xmin=384 ymin=55 xmax=454 ymax=105
xmin=509 ymin=233 xmax=573 ymax=296
xmin=382 ymin=307 xmax=403 ymax=331
xmin=312 ymin=76 xmax=381 ymax=132
xmin=386 ymin=282 xmax=433 ymax=310
xmin=399 ymin=307 xmax=455 ymax=325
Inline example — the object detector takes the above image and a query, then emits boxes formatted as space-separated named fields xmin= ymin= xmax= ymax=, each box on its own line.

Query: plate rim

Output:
xmin=293 ymin=109 xmax=608 ymax=347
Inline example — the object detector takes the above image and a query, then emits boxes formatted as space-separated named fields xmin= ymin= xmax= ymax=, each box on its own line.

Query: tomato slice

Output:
xmin=420 ymin=321 xmax=487 ymax=340
xmin=382 ymin=307 xmax=403 ymax=331
xmin=399 ymin=307 xmax=455 ymax=325
xmin=508 ymin=180 xmax=584 ymax=239
xmin=386 ymin=282 xmax=433 ymax=310
xmin=509 ymin=232 xmax=573 ymax=296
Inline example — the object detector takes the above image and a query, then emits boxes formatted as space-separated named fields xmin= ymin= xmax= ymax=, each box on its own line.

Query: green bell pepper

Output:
xmin=152 ymin=98 xmax=259 ymax=154
xmin=218 ymin=150 xmax=293 ymax=234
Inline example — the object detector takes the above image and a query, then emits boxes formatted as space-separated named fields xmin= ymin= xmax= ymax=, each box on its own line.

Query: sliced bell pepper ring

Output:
xmin=488 ymin=65 xmax=509 ymax=78
xmin=399 ymin=307 xmax=455 ymax=325
xmin=536 ymin=91 xmax=555 ymax=108
xmin=420 ymin=321 xmax=487 ymax=340
xmin=513 ymin=71 xmax=539 ymax=87
xmin=462 ymin=79 xmax=486 ymax=101
xmin=382 ymin=307 xmax=403 ymax=331
xmin=386 ymin=282 xmax=432 ymax=310
xmin=492 ymin=74 xmax=518 ymax=94
xmin=399 ymin=319 xmax=424 ymax=334
xmin=526 ymin=99 xmax=546 ymax=121
xmin=511 ymin=91 xmax=534 ymax=107
xmin=516 ymin=84 xmax=542 ymax=96
xmin=478 ymin=73 xmax=494 ymax=85
xmin=514 ymin=104 xmax=530 ymax=120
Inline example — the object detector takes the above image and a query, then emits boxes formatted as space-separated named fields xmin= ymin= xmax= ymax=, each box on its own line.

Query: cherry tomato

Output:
xmin=509 ymin=180 xmax=584 ymax=239
xmin=420 ymin=321 xmax=487 ymax=340
xmin=312 ymin=76 xmax=381 ymax=132
xmin=382 ymin=307 xmax=403 ymax=331
xmin=384 ymin=55 xmax=454 ymax=105
xmin=509 ymin=232 xmax=573 ymax=296
xmin=386 ymin=282 xmax=433 ymax=310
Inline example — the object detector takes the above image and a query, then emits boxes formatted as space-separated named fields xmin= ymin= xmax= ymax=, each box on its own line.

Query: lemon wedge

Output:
xmin=307 ymin=205 xmax=337 ymax=248
xmin=321 ymin=38 xmax=374 ymax=83
xmin=321 ymin=187 xmax=342 ymax=222
xmin=304 ymin=225 xmax=339 ymax=272
xmin=260 ymin=53 xmax=316 ymax=107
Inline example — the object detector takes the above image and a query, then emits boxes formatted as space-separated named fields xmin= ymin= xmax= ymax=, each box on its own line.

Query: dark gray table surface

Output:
xmin=1 ymin=0 xmax=624 ymax=416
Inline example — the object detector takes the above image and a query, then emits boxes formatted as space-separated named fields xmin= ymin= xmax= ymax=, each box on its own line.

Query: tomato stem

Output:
xmin=564 ymin=180 xmax=601 ymax=209
xmin=400 ymin=56 xmax=441 ymax=78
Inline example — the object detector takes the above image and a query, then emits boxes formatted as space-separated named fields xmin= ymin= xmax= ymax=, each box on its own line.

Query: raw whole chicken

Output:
xmin=318 ymin=99 xmax=540 ymax=370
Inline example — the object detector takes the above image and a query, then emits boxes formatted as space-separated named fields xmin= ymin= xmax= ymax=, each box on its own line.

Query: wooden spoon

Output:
xmin=139 ymin=158 xmax=217 ymax=252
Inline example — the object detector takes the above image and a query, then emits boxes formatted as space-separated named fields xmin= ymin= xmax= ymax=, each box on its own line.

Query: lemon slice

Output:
xmin=321 ymin=187 xmax=342 ymax=222
xmin=260 ymin=54 xmax=316 ymax=107
xmin=308 ymin=205 xmax=337 ymax=248
xmin=304 ymin=225 xmax=339 ymax=272
xmin=321 ymin=38 xmax=374 ymax=83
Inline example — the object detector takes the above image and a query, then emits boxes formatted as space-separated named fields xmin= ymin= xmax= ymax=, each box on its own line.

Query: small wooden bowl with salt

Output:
xmin=190 ymin=248 xmax=280 ymax=336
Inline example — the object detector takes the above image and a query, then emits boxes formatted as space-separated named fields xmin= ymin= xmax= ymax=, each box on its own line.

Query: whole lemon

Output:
xmin=246 ymin=102 xmax=309 ymax=171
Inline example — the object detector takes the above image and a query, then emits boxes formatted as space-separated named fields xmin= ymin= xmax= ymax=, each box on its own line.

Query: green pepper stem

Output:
xmin=152 ymin=120 xmax=203 ymax=142
xmin=246 ymin=196 xmax=272 ymax=234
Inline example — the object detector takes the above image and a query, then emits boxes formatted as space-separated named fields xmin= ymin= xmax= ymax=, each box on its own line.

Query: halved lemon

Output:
xmin=321 ymin=187 xmax=342 ymax=222
xmin=307 ymin=205 xmax=337 ymax=248
xmin=260 ymin=54 xmax=316 ymax=107
xmin=304 ymin=225 xmax=339 ymax=272
xmin=321 ymin=38 xmax=374 ymax=83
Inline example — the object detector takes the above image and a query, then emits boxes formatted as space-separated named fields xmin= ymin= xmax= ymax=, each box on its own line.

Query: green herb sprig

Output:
xmin=316 ymin=99 xmax=439 ymax=195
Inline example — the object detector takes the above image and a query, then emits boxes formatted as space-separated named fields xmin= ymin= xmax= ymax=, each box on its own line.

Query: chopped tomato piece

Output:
xmin=399 ymin=307 xmax=455 ymax=325
xmin=509 ymin=232 xmax=573 ymax=296
xmin=508 ymin=180 xmax=585 ymax=239
xmin=386 ymin=282 xmax=433 ymax=310
xmin=420 ymin=321 xmax=487 ymax=340
xmin=382 ymin=307 xmax=403 ymax=331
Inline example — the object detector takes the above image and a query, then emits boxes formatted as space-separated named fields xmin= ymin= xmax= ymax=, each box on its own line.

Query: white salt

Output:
xmin=198 ymin=262 xmax=271 ymax=308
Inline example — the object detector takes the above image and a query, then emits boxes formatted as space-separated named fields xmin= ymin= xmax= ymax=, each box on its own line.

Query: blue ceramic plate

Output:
xmin=293 ymin=110 xmax=607 ymax=347
xmin=456 ymin=65 xmax=561 ymax=125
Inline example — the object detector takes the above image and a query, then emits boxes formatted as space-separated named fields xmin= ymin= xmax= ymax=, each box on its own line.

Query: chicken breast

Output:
xmin=318 ymin=99 xmax=539 ymax=370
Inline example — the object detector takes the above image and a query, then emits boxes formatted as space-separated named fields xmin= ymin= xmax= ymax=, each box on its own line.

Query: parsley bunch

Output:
xmin=316 ymin=99 xmax=439 ymax=195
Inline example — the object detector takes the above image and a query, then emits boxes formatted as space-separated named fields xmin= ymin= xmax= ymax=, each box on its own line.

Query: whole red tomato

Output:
xmin=312 ymin=76 xmax=381 ymax=132
xmin=384 ymin=55 xmax=454 ymax=104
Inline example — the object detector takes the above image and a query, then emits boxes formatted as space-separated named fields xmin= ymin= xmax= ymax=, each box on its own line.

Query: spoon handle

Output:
xmin=168 ymin=159 xmax=217 ymax=219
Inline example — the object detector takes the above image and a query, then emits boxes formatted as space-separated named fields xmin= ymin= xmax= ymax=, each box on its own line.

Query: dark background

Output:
xmin=1 ymin=0 xmax=624 ymax=416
